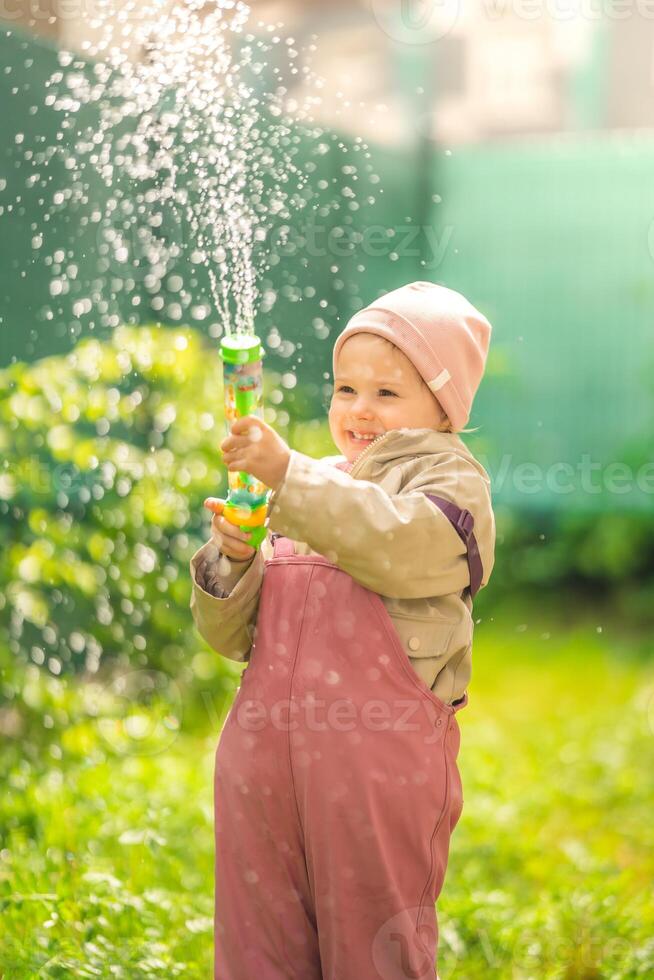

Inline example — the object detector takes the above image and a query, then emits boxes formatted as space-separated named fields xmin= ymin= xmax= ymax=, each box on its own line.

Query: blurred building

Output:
xmin=3 ymin=0 xmax=654 ymax=144
xmin=249 ymin=2 xmax=654 ymax=145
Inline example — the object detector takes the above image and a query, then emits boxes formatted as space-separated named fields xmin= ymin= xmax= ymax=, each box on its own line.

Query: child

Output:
xmin=190 ymin=281 xmax=495 ymax=980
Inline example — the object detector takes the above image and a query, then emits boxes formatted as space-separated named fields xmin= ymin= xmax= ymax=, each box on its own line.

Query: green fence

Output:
xmin=432 ymin=136 xmax=654 ymax=516
xmin=2 ymin=25 xmax=653 ymax=515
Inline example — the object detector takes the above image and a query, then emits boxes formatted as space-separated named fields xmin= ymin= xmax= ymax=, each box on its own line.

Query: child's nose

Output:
xmin=352 ymin=396 xmax=374 ymax=416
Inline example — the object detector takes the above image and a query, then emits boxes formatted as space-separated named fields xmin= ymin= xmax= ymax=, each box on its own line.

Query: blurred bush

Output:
xmin=0 ymin=325 xmax=337 ymax=736
xmin=490 ymin=506 xmax=654 ymax=628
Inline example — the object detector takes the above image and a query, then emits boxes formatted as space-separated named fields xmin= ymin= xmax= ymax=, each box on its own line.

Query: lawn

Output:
xmin=1 ymin=595 xmax=652 ymax=978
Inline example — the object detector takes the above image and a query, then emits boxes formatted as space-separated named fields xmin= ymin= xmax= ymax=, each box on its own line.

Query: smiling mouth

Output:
xmin=347 ymin=431 xmax=383 ymax=443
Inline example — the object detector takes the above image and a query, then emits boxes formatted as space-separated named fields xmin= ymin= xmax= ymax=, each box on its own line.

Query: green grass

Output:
xmin=443 ymin=596 xmax=654 ymax=978
xmin=1 ymin=599 xmax=653 ymax=978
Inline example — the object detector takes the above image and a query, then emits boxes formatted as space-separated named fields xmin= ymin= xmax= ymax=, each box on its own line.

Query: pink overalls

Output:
xmin=213 ymin=534 xmax=468 ymax=980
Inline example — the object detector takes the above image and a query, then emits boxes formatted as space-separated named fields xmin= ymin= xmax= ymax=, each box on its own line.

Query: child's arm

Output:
xmin=267 ymin=449 xmax=495 ymax=599
xmin=189 ymin=540 xmax=265 ymax=662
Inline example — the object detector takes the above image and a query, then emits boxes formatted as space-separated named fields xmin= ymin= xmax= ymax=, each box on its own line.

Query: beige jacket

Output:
xmin=189 ymin=427 xmax=496 ymax=705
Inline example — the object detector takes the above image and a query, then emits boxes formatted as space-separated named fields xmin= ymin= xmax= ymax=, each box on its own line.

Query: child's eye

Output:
xmin=337 ymin=385 xmax=397 ymax=397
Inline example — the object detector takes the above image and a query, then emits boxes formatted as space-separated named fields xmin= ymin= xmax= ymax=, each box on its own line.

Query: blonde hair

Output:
xmin=367 ymin=335 xmax=480 ymax=435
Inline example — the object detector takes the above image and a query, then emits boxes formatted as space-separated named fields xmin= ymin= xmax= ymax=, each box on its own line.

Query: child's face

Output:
xmin=329 ymin=333 xmax=447 ymax=462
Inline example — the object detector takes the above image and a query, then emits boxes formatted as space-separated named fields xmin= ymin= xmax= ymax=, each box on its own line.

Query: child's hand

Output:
xmin=220 ymin=416 xmax=291 ymax=492
xmin=203 ymin=497 xmax=256 ymax=562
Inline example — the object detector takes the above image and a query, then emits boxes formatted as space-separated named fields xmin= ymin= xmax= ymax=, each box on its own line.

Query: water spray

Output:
xmin=40 ymin=1 xmax=380 ymax=551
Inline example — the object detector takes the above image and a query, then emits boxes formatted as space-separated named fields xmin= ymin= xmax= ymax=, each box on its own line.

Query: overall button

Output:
xmin=408 ymin=636 xmax=421 ymax=651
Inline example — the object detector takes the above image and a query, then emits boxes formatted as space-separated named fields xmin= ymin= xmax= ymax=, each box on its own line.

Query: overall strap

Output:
xmin=271 ymin=533 xmax=295 ymax=558
xmin=423 ymin=494 xmax=483 ymax=601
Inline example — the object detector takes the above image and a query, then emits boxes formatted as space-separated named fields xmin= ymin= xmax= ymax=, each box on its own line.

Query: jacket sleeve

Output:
xmin=267 ymin=449 xmax=495 ymax=600
xmin=195 ymin=543 xmax=256 ymax=597
xmin=189 ymin=539 xmax=265 ymax=662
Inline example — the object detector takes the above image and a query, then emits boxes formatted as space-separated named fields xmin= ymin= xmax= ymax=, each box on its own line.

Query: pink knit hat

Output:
xmin=331 ymin=281 xmax=492 ymax=432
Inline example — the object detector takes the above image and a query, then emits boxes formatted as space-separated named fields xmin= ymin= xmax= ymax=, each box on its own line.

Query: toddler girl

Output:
xmin=190 ymin=281 xmax=495 ymax=980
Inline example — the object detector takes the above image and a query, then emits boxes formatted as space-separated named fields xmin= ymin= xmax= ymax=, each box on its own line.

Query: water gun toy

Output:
xmin=218 ymin=333 xmax=270 ymax=549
